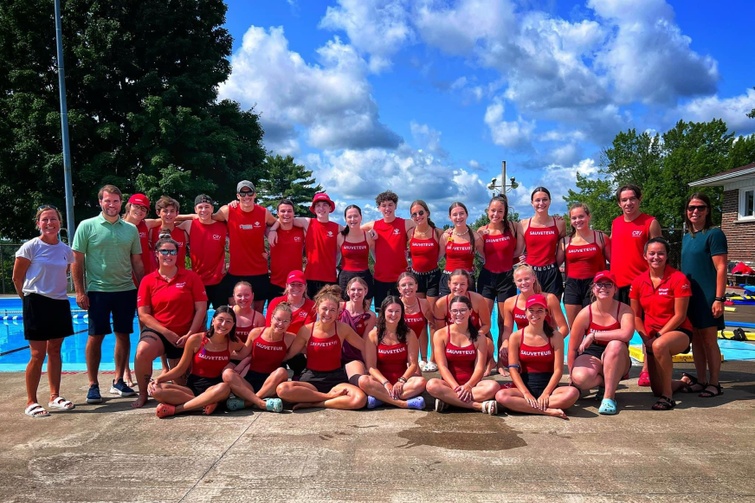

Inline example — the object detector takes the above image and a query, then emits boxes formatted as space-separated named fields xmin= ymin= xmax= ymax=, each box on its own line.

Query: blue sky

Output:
xmin=218 ymin=0 xmax=755 ymax=224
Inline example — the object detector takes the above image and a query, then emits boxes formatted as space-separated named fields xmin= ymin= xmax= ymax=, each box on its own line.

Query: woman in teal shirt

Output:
xmin=680 ymin=193 xmax=727 ymax=398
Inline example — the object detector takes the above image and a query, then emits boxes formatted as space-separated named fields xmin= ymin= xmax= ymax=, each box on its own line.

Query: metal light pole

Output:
xmin=487 ymin=160 xmax=518 ymax=195
xmin=54 ymin=0 xmax=75 ymax=241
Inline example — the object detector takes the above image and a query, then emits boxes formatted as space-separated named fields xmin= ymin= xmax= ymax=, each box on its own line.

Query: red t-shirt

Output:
xmin=135 ymin=220 xmax=154 ymax=278
xmin=377 ymin=342 xmax=408 ymax=384
xmin=564 ymin=232 xmax=608 ymax=280
xmin=444 ymin=239 xmax=474 ymax=273
xmin=629 ymin=266 xmax=693 ymax=334
xmin=373 ymin=218 xmax=408 ymax=282
xmin=191 ymin=337 xmax=230 ymax=378
xmin=340 ymin=238 xmax=369 ymax=271
xmin=481 ymin=231 xmax=516 ymax=273
xmin=610 ymin=213 xmax=655 ymax=288
xmin=227 ymin=204 xmax=268 ymax=276
xmin=304 ymin=219 xmax=339 ymax=283
xmin=189 ymin=220 xmax=227 ymax=286
xmin=137 ymin=269 xmax=208 ymax=335
xmin=408 ymin=233 xmax=440 ymax=273
xmin=149 ymin=226 xmax=189 ymax=269
xmin=523 ymin=218 xmax=559 ymax=267
xmin=269 ymin=226 xmax=305 ymax=288
xmin=266 ymin=296 xmax=316 ymax=335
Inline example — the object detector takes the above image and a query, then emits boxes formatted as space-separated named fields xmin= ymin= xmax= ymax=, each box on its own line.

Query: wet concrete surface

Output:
xmin=1 ymin=363 xmax=754 ymax=502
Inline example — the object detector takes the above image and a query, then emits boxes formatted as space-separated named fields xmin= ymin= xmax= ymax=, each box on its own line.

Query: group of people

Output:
xmin=13 ymin=180 xmax=727 ymax=419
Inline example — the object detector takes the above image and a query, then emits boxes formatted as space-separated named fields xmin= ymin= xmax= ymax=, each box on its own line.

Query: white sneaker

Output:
xmin=424 ymin=361 xmax=438 ymax=372
xmin=418 ymin=360 xmax=427 ymax=371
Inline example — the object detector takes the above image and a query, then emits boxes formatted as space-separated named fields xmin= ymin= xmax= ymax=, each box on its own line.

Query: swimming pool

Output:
xmin=2 ymin=297 xmax=753 ymax=372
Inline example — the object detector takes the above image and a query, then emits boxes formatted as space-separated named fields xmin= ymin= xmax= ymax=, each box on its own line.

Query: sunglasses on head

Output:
xmin=38 ymin=204 xmax=58 ymax=211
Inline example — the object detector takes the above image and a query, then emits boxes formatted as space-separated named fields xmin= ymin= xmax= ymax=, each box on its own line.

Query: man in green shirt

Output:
xmin=72 ymin=184 xmax=145 ymax=404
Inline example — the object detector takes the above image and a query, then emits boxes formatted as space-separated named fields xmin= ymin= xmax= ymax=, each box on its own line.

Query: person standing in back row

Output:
xmin=609 ymin=184 xmax=661 ymax=387
xmin=72 ymin=184 xmax=145 ymax=404
xmin=521 ymin=187 xmax=566 ymax=298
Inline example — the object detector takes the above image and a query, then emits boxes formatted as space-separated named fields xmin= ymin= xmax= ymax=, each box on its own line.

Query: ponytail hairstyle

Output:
xmin=567 ymin=202 xmax=591 ymax=238
xmin=449 ymin=295 xmax=479 ymax=342
xmin=341 ymin=204 xmax=362 ymax=236
xmin=488 ymin=194 xmax=512 ymax=236
xmin=376 ymin=296 xmax=410 ymax=344
xmin=314 ymin=284 xmax=343 ymax=308
xmin=206 ymin=305 xmax=238 ymax=343
xmin=449 ymin=269 xmax=474 ymax=294
xmin=514 ymin=264 xmax=542 ymax=294
xmin=410 ymin=199 xmax=437 ymax=229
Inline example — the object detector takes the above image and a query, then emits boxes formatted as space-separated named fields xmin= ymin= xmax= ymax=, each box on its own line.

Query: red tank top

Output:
xmin=249 ymin=333 xmax=287 ymax=374
xmin=269 ymin=226 xmax=305 ymax=287
xmin=524 ymin=218 xmax=559 ymax=267
xmin=304 ymin=219 xmax=339 ymax=283
xmin=149 ymin=226 xmax=188 ymax=269
xmin=135 ymin=220 xmax=154 ymax=277
xmin=586 ymin=304 xmax=622 ymax=347
xmin=444 ymin=296 xmax=482 ymax=329
xmin=306 ymin=330 xmax=342 ymax=372
xmin=565 ymin=232 xmax=606 ymax=280
xmin=227 ymin=204 xmax=268 ymax=276
xmin=518 ymin=332 xmax=554 ymax=374
xmin=377 ymin=342 xmax=408 ymax=384
xmin=409 ymin=232 xmax=440 ymax=273
xmin=234 ymin=322 xmax=253 ymax=344
xmin=189 ymin=220 xmax=227 ymax=285
xmin=340 ymin=238 xmax=369 ymax=271
xmin=482 ymin=231 xmax=516 ymax=273
xmin=512 ymin=295 xmax=553 ymax=329
xmin=444 ymin=239 xmax=474 ymax=272
xmin=404 ymin=309 xmax=427 ymax=339
xmin=610 ymin=213 xmax=655 ymax=287
xmin=191 ymin=336 xmax=230 ymax=378
xmin=445 ymin=332 xmax=476 ymax=385
xmin=373 ymin=218 xmax=408 ymax=282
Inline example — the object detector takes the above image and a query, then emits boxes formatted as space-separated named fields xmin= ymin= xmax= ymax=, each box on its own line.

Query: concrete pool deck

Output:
xmin=1 ymin=363 xmax=753 ymax=502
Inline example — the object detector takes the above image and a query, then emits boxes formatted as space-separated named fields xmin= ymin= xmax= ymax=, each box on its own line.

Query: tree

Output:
xmin=0 ymin=0 xmax=266 ymax=240
xmin=255 ymin=154 xmax=323 ymax=216
xmin=563 ymin=174 xmax=617 ymax=232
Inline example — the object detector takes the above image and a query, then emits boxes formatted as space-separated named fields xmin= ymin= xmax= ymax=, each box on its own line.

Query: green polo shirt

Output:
xmin=72 ymin=214 xmax=141 ymax=292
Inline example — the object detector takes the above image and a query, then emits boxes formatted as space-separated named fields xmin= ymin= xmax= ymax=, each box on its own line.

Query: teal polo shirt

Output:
xmin=72 ymin=214 xmax=141 ymax=292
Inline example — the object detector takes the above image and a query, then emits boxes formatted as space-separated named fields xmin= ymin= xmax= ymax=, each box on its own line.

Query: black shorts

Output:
xmin=140 ymin=328 xmax=183 ymax=360
xmin=204 ymin=281 xmax=229 ymax=310
xmin=438 ymin=271 xmax=477 ymax=297
xmin=563 ymin=277 xmax=594 ymax=307
xmin=300 ymin=368 xmax=348 ymax=393
xmin=477 ymin=268 xmax=516 ymax=302
xmin=224 ymin=273 xmax=270 ymax=303
xmin=187 ymin=374 xmax=223 ymax=396
xmin=373 ymin=280 xmax=400 ymax=311
xmin=307 ymin=280 xmax=338 ymax=301
xmin=532 ymin=265 xmax=563 ymax=299
xmin=521 ymin=372 xmax=552 ymax=397
xmin=244 ymin=370 xmax=271 ymax=392
xmin=615 ymin=285 xmax=631 ymax=305
xmin=88 ymin=290 xmax=137 ymax=335
xmin=581 ymin=342 xmax=606 ymax=359
xmin=22 ymin=294 xmax=74 ymax=341
xmin=411 ymin=268 xmax=441 ymax=298
xmin=268 ymin=283 xmax=285 ymax=301
xmin=338 ymin=269 xmax=374 ymax=300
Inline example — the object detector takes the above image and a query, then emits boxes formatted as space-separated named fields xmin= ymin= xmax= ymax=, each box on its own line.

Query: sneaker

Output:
xmin=367 ymin=396 xmax=384 ymax=409
xmin=407 ymin=396 xmax=425 ymax=410
xmin=418 ymin=360 xmax=427 ymax=371
xmin=226 ymin=396 xmax=245 ymax=411
xmin=86 ymin=384 xmax=102 ymax=404
xmin=434 ymin=398 xmax=447 ymax=412
xmin=110 ymin=379 xmax=136 ymax=397
xmin=424 ymin=361 xmax=438 ymax=372
xmin=265 ymin=398 xmax=283 ymax=413
xmin=638 ymin=371 xmax=651 ymax=387
xmin=481 ymin=400 xmax=498 ymax=415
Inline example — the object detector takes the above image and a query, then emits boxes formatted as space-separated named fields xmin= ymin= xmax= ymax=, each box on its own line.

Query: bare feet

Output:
xmin=131 ymin=394 xmax=148 ymax=409
xmin=203 ymin=403 xmax=218 ymax=415
xmin=545 ymin=408 xmax=568 ymax=420
xmin=326 ymin=388 xmax=349 ymax=400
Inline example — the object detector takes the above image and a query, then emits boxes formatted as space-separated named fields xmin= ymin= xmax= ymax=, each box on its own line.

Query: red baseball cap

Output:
xmin=128 ymin=193 xmax=150 ymax=208
xmin=525 ymin=294 xmax=548 ymax=310
xmin=309 ymin=192 xmax=335 ymax=214
xmin=593 ymin=270 xmax=617 ymax=285
xmin=286 ymin=270 xmax=306 ymax=284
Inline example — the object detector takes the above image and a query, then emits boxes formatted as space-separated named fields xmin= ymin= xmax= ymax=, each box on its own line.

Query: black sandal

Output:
xmin=679 ymin=372 xmax=706 ymax=393
xmin=699 ymin=383 xmax=723 ymax=398
xmin=651 ymin=396 xmax=676 ymax=410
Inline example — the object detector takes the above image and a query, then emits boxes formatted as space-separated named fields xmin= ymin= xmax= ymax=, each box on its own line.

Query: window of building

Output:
xmin=739 ymin=186 xmax=755 ymax=221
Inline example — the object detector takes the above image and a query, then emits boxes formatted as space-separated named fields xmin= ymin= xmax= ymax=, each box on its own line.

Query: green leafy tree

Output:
xmin=256 ymin=154 xmax=323 ymax=216
xmin=0 ymin=0 xmax=265 ymax=240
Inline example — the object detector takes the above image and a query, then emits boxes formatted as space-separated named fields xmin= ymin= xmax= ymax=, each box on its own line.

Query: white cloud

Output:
xmin=675 ymin=89 xmax=755 ymax=134
xmin=483 ymin=99 xmax=536 ymax=150
xmin=218 ymin=26 xmax=401 ymax=153
xmin=320 ymin=0 xmax=413 ymax=73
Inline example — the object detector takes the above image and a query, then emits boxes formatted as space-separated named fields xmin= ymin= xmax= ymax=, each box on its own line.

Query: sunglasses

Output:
xmin=157 ymin=249 xmax=178 ymax=256
xmin=38 ymin=204 xmax=58 ymax=211
xmin=238 ymin=192 xmax=254 ymax=198
xmin=686 ymin=205 xmax=707 ymax=212
xmin=411 ymin=210 xmax=426 ymax=218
